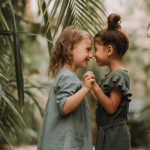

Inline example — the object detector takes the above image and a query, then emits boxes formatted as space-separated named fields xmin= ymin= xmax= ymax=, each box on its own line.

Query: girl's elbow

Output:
xmin=61 ymin=101 xmax=70 ymax=115
xmin=62 ymin=107 xmax=71 ymax=115
xmin=107 ymin=107 xmax=117 ymax=114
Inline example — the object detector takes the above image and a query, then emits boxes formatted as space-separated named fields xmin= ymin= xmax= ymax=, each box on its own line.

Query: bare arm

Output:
xmin=90 ymin=89 xmax=97 ymax=101
xmin=83 ymin=71 xmax=97 ymax=101
xmin=63 ymin=86 xmax=89 ymax=114
xmin=92 ymin=82 xmax=122 ymax=114
xmin=63 ymin=77 xmax=94 ymax=115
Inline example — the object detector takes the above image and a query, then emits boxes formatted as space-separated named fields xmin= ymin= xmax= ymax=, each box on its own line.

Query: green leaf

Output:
xmin=0 ymin=89 xmax=25 ymax=126
xmin=49 ymin=0 xmax=61 ymax=18
xmin=0 ymin=128 xmax=13 ymax=149
xmin=53 ymin=0 xmax=70 ymax=38
xmin=25 ymin=91 xmax=44 ymax=117
xmin=40 ymin=0 xmax=53 ymax=54
xmin=0 ymin=73 xmax=8 ymax=81
xmin=8 ymin=1 xmax=24 ymax=109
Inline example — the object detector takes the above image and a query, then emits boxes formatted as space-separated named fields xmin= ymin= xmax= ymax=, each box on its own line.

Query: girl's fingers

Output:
xmin=84 ymin=77 xmax=95 ymax=83
xmin=83 ymin=71 xmax=95 ymax=78
xmin=84 ymin=76 xmax=94 ymax=80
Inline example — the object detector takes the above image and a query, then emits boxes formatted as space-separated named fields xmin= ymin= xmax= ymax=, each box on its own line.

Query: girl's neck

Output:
xmin=108 ymin=59 xmax=125 ymax=74
xmin=63 ymin=64 xmax=77 ymax=73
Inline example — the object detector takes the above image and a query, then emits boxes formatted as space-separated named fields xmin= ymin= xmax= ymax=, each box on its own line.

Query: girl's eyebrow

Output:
xmin=94 ymin=47 xmax=97 ymax=51
xmin=87 ymin=47 xmax=91 ymax=51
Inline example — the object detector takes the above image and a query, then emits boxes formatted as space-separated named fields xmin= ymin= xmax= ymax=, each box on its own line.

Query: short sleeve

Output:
xmin=54 ymin=74 xmax=80 ymax=115
xmin=101 ymin=72 xmax=132 ymax=101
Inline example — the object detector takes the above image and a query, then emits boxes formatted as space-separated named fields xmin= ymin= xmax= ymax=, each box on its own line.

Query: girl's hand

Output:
xmin=83 ymin=71 xmax=95 ymax=81
xmin=83 ymin=71 xmax=96 ymax=90
xmin=83 ymin=73 xmax=95 ymax=90
xmin=83 ymin=71 xmax=99 ymax=101
xmin=84 ymin=73 xmax=99 ymax=91
xmin=91 ymin=80 xmax=99 ymax=91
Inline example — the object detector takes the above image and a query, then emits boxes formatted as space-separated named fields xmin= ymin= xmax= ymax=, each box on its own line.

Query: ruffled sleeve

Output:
xmin=101 ymin=71 xmax=132 ymax=101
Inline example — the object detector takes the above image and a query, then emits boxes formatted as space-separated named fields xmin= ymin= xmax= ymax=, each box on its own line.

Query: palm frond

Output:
xmin=0 ymin=0 xmax=107 ymax=147
xmin=0 ymin=89 xmax=25 ymax=147
xmin=0 ymin=73 xmax=8 ymax=81
xmin=24 ymin=90 xmax=44 ymax=117
xmin=0 ymin=1 xmax=25 ymax=147
xmin=0 ymin=2 xmax=24 ymax=109
xmin=8 ymin=1 xmax=24 ymax=109
xmin=0 ymin=30 xmax=52 ymax=44
xmin=0 ymin=89 xmax=24 ymax=122
xmin=41 ymin=0 xmax=107 ymax=39
xmin=39 ymin=0 xmax=53 ymax=55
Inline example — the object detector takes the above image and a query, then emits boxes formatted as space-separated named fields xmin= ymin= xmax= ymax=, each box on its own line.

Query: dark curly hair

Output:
xmin=94 ymin=13 xmax=129 ymax=57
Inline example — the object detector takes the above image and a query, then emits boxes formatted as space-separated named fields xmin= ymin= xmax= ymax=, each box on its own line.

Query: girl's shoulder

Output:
xmin=101 ymin=69 xmax=132 ymax=100
xmin=101 ymin=69 xmax=131 ymax=90
xmin=59 ymin=67 xmax=78 ymax=78
xmin=103 ymin=69 xmax=130 ymax=83
xmin=54 ymin=67 xmax=80 ymax=84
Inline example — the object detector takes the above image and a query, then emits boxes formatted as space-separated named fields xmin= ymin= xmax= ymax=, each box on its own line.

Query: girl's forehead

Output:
xmin=94 ymin=37 xmax=103 ymax=43
xmin=94 ymin=42 xmax=104 ymax=49
xmin=94 ymin=40 xmax=104 ymax=46
xmin=94 ymin=42 xmax=100 ymax=46
xmin=73 ymin=38 xmax=92 ymax=50
xmin=79 ymin=38 xmax=92 ymax=45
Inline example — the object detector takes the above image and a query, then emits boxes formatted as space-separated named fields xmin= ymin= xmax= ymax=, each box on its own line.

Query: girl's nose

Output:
xmin=91 ymin=54 xmax=96 ymax=62
xmin=88 ymin=52 xmax=93 ymax=59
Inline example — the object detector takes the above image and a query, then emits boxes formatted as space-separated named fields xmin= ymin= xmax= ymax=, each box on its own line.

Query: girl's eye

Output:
xmin=87 ymin=47 xmax=91 ymax=52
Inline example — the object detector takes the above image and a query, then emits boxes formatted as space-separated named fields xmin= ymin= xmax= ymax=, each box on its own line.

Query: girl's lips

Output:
xmin=92 ymin=57 xmax=96 ymax=62
xmin=85 ymin=57 xmax=90 ymax=62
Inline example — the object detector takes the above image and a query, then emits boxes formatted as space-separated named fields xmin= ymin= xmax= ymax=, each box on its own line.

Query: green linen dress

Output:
xmin=95 ymin=70 xmax=132 ymax=150
xmin=37 ymin=67 xmax=93 ymax=150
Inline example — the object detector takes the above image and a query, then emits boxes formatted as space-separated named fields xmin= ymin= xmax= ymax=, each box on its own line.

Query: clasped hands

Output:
xmin=82 ymin=71 xmax=96 ymax=90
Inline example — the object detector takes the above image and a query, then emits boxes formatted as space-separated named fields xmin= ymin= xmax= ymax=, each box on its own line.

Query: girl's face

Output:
xmin=72 ymin=38 xmax=92 ymax=69
xmin=94 ymin=42 xmax=109 ymax=66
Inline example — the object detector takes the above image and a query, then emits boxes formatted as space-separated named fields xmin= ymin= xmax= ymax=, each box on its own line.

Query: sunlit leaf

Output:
xmin=8 ymin=1 xmax=24 ymax=109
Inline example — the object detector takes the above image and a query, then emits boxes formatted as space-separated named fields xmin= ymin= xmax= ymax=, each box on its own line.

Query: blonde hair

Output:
xmin=48 ymin=26 xmax=92 ymax=77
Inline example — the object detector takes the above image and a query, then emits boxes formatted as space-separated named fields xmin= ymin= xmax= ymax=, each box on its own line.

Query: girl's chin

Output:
xmin=81 ymin=63 xmax=88 ymax=68
xmin=81 ymin=64 xmax=87 ymax=68
xmin=96 ymin=61 xmax=100 ymax=65
xmin=83 ymin=61 xmax=88 ymax=66
xmin=76 ymin=64 xmax=86 ymax=69
xmin=96 ymin=62 xmax=103 ymax=66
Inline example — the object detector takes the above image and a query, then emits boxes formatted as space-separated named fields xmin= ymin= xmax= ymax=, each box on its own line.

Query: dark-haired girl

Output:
xmin=85 ymin=13 xmax=132 ymax=150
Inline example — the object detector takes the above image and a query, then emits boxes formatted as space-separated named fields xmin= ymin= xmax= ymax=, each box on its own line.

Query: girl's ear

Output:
xmin=106 ymin=45 xmax=113 ymax=56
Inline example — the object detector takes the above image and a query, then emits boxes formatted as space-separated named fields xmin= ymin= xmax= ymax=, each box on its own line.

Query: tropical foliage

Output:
xmin=0 ymin=0 xmax=149 ymax=149
xmin=0 ymin=0 xmax=106 ymax=147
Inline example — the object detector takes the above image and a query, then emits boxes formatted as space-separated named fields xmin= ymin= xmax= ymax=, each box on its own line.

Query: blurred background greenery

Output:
xmin=0 ymin=0 xmax=149 ymax=150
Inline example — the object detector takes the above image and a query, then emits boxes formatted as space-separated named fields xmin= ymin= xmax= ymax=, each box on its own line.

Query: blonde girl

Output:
xmin=37 ymin=26 xmax=94 ymax=150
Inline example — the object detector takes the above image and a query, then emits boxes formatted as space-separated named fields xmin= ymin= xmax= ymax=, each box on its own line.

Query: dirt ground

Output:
xmin=15 ymin=145 xmax=37 ymax=150
xmin=14 ymin=145 xmax=145 ymax=150
xmin=14 ymin=145 xmax=96 ymax=150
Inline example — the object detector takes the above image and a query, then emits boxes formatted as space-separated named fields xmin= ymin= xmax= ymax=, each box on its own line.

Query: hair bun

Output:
xmin=107 ymin=13 xmax=121 ymax=30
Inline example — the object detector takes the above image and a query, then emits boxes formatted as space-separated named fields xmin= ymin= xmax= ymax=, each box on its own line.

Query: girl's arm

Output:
xmin=63 ymin=77 xmax=94 ymax=115
xmin=93 ymin=82 xmax=122 ymax=114
xmin=90 ymin=89 xmax=97 ymax=101
xmin=83 ymin=71 xmax=97 ymax=101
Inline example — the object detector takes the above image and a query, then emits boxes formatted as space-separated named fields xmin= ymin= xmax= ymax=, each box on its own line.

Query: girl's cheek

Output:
xmin=95 ymin=53 xmax=98 ymax=58
xmin=88 ymin=52 xmax=93 ymax=58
